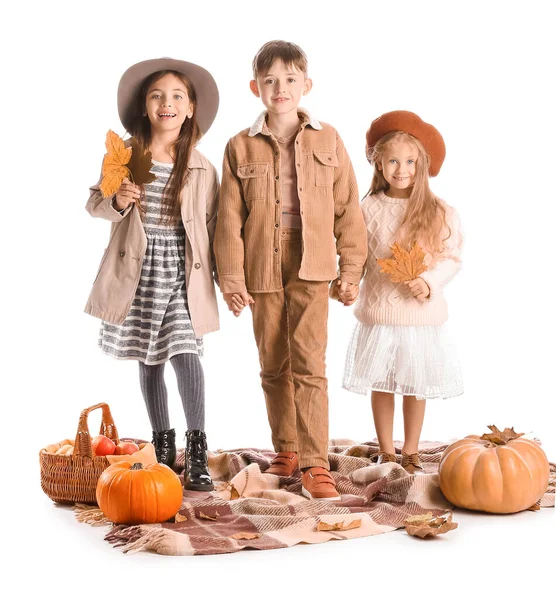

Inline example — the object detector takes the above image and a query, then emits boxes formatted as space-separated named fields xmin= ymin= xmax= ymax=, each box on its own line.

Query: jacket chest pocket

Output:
xmin=237 ymin=163 xmax=269 ymax=201
xmin=313 ymin=151 xmax=338 ymax=187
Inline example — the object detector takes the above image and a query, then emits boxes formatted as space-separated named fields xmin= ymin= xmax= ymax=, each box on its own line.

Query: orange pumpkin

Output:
xmin=439 ymin=426 xmax=550 ymax=514
xmin=96 ymin=461 xmax=183 ymax=524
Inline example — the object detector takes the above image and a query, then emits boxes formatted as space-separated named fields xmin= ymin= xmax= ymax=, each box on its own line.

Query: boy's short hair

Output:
xmin=252 ymin=40 xmax=308 ymax=78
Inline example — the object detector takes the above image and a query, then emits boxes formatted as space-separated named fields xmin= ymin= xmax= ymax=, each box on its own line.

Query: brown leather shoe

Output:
xmin=373 ymin=451 xmax=398 ymax=465
xmin=265 ymin=451 xmax=299 ymax=476
xmin=401 ymin=452 xmax=424 ymax=474
xmin=301 ymin=467 xmax=341 ymax=501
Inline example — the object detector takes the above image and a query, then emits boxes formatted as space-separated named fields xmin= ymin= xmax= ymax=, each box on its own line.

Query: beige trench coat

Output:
xmin=84 ymin=147 xmax=220 ymax=337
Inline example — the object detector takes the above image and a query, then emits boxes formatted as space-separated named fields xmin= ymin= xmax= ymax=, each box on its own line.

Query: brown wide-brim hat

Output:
xmin=117 ymin=57 xmax=219 ymax=135
xmin=366 ymin=110 xmax=446 ymax=176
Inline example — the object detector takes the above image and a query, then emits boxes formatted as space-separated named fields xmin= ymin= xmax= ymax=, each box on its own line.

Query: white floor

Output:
xmin=20 ymin=481 xmax=555 ymax=600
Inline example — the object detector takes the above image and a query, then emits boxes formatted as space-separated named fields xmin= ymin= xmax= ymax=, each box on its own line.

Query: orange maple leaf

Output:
xmin=377 ymin=242 xmax=427 ymax=283
xmin=100 ymin=130 xmax=132 ymax=198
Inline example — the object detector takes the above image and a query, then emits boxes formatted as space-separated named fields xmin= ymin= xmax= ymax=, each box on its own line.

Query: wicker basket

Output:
xmin=39 ymin=402 xmax=120 ymax=505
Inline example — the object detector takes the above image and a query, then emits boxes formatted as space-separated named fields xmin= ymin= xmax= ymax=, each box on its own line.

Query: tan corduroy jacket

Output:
xmin=214 ymin=110 xmax=367 ymax=293
xmin=84 ymin=147 xmax=220 ymax=337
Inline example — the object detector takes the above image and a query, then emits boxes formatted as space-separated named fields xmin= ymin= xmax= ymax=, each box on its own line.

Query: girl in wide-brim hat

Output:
xmin=84 ymin=58 xmax=220 ymax=491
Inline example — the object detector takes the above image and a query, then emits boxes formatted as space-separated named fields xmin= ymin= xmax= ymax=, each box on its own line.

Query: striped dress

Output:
xmin=98 ymin=160 xmax=202 ymax=365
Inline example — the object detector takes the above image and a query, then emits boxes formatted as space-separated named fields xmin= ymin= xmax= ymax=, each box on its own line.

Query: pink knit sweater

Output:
xmin=354 ymin=191 xmax=463 ymax=327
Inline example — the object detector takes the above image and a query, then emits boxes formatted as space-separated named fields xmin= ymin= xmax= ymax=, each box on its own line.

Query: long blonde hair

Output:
xmin=367 ymin=131 xmax=450 ymax=256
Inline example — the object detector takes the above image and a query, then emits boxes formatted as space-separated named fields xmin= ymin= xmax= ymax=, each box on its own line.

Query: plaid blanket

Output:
xmin=77 ymin=439 xmax=555 ymax=556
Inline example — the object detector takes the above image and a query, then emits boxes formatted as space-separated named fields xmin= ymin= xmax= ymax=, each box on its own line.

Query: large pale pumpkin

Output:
xmin=96 ymin=461 xmax=183 ymax=524
xmin=439 ymin=426 xmax=549 ymax=514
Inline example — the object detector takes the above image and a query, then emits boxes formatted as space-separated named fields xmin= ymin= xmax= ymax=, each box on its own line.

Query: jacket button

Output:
xmin=194 ymin=262 xmax=201 ymax=269
xmin=274 ymin=248 xmax=279 ymax=253
xmin=250 ymin=168 xmax=254 ymax=173
xmin=275 ymin=223 xmax=279 ymax=228
xmin=119 ymin=250 xmax=126 ymax=258
xmin=275 ymin=199 xmax=280 ymax=204
xmin=328 ymin=157 xmax=332 ymax=161
xmin=299 ymin=188 xmax=302 ymax=192
xmin=275 ymin=175 xmax=280 ymax=180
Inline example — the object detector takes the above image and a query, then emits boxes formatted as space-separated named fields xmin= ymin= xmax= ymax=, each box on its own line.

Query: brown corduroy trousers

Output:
xmin=250 ymin=229 xmax=330 ymax=469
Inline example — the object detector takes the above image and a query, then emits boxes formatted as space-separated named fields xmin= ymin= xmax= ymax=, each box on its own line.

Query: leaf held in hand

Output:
xmin=480 ymin=425 xmax=524 ymax=446
xmin=404 ymin=511 xmax=458 ymax=538
xmin=229 ymin=532 xmax=261 ymax=540
xmin=317 ymin=519 xmax=362 ymax=532
xmin=377 ymin=242 xmax=427 ymax=283
xmin=100 ymin=130 xmax=131 ymax=198
xmin=128 ymin=139 xmax=157 ymax=186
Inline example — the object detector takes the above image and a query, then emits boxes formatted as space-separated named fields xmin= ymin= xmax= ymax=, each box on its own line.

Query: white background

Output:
xmin=3 ymin=0 xmax=555 ymax=598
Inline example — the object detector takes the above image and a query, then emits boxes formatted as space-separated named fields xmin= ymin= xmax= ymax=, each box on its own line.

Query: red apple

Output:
xmin=115 ymin=441 xmax=140 ymax=455
xmin=91 ymin=434 xmax=117 ymax=456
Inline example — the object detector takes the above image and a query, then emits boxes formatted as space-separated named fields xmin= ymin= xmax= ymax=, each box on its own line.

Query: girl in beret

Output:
xmin=342 ymin=111 xmax=463 ymax=474
xmin=84 ymin=58 xmax=220 ymax=491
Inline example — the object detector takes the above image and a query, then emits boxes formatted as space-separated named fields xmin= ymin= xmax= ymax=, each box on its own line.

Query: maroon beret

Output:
xmin=366 ymin=110 xmax=446 ymax=177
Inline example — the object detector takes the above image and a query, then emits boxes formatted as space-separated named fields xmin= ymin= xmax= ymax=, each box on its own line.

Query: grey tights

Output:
xmin=138 ymin=353 xmax=205 ymax=432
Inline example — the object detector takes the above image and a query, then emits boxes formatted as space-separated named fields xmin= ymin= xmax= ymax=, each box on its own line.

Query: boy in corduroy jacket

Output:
xmin=214 ymin=40 xmax=367 ymax=500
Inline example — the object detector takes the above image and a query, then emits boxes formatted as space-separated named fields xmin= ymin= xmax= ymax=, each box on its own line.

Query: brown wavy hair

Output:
xmin=366 ymin=131 xmax=450 ymax=257
xmin=127 ymin=70 xmax=201 ymax=223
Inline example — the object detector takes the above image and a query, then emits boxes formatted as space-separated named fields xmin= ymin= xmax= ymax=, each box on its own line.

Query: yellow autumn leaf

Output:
xmin=377 ymin=242 xmax=427 ymax=283
xmin=100 ymin=130 xmax=132 ymax=198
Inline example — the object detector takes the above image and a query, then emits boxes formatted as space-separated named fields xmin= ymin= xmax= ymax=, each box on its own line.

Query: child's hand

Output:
xmin=407 ymin=278 xmax=430 ymax=303
xmin=114 ymin=178 xmax=141 ymax=211
xmin=336 ymin=280 xmax=359 ymax=306
xmin=223 ymin=291 xmax=254 ymax=317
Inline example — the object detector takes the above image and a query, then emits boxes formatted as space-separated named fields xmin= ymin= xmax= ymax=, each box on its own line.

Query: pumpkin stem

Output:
xmin=131 ymin=462 xmax=144 ymax=470
xmin=480 ymin=425 xmax=524 ymax=446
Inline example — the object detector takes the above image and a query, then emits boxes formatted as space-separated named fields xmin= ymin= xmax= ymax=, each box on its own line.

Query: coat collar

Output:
xmin=248 ymin=107 xmax=322 ymax=137
xmin=188 ymin=148 xmax=206 ymax=169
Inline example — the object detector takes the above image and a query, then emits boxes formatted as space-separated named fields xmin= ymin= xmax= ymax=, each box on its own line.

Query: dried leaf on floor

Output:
xmin=174 ymin=512 xmax=188 ymax=522
xmin=317 ymin=519 xmax=362 ymax=532
xmin=229 ymin=532 xmax=261 ymax=540
xmin=404 ymin=511 xmax=458 ymax=538
xmin=377 ymin=242 xmax=427 ymax=283
xmin=215 ymin=482 xmax=241 ymax=499
xmin=346 ymin=446 xmax=368 ymax=458
xmin=198 ymin=511 xmax=219 ymax=521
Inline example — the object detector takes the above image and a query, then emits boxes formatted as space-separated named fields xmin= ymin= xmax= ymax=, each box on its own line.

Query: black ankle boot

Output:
xmin=184 ymin=430 xmax=214 ymax=491
xmin=152 ymin=428 xmax=176 ymax=467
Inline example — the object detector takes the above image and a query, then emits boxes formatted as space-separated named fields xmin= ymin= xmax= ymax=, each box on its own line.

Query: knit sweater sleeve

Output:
xmin=420 ymin=206 xmax=463 ymax=299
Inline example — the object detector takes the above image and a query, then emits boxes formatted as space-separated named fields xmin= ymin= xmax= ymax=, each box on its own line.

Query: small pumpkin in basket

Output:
xmin=438 ymin=425 xmax=550 ymax=514
xmin=96 ymin=461 xmax=183 ymax=524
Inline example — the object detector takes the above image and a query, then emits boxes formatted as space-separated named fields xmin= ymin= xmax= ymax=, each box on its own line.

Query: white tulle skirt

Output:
xmin=343 ymin=323 xmax=463 ymax=400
